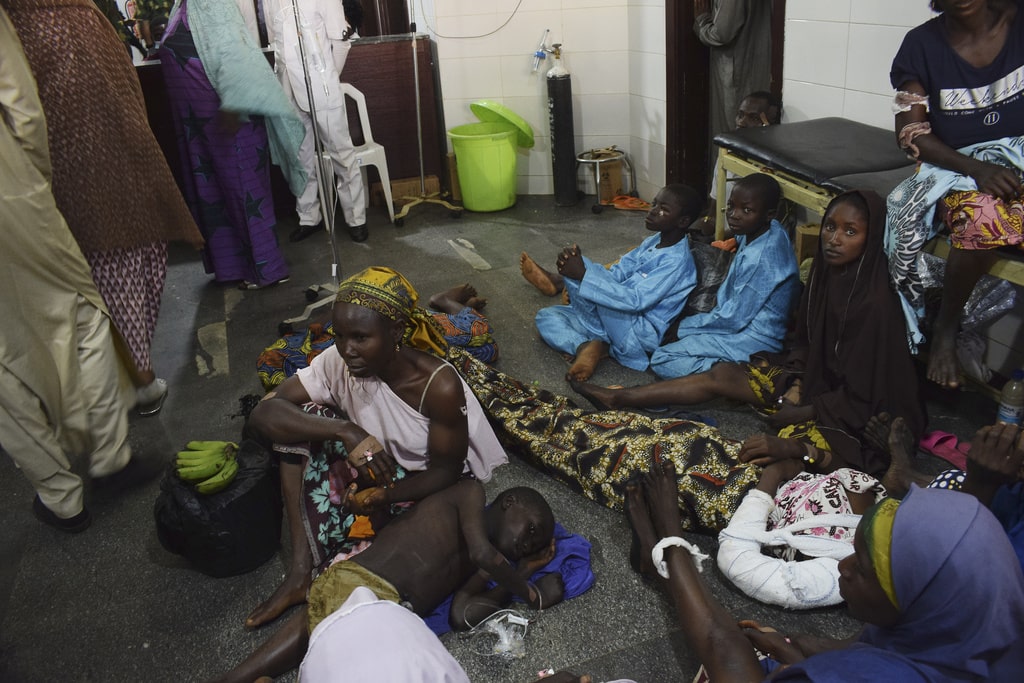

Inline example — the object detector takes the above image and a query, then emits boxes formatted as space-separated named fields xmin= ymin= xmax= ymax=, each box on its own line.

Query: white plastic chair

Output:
xmin=340 ymin=82 xmax=394 ymax=224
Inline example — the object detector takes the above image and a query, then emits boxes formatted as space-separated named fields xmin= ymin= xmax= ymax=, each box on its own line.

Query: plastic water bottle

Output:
xmin=997 ymin=368 xmax=1024 ymax=426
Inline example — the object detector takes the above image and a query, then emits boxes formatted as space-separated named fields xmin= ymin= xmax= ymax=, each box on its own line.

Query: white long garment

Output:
xmin=296 ymin=346 xmax=508 ymax=481
xmin=263 ymin=0 xmax=365 ymax=227
xmin=300 ymin=587 xmax=471 ymax=683
xmin=716 ymin=490 xmax=858 ymax=609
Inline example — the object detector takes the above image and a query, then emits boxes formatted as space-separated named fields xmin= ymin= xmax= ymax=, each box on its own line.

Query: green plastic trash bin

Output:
xmin=448 ymin=101 xmax=534 ymax=212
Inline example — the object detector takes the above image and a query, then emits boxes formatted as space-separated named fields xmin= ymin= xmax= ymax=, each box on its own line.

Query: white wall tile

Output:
xmin=780 ymin=80 xmax=846 ymax=122
xmin=842 ymin=90 xmax=895 ymax=129
xmin=498 ymin=56 xmax=551 ymax=98
xmin=568 ymin=51 xmax=630 ymax=95
xmin=434 ymin=15 xmax=511 ymax=59
xmin=627 ymin=5 xmax=666 ymax=56
xmin=786 ymin=0 xmax=850 ymax=22
xmin=438 ymin=57 xmax=504 ymax=100
xmin=629 ymin=94 xmax=665 ymax=144
xmin=783 ymin=20 xmax=850 ymax=87
xmin=845 ymin=24 xmax=909 ymax=95
xmin=850 ymin=1 xmax=934 ymax=27
xmin=562 ymin=7 xmax=630 ymax=54
xmin=627 ymin=50 xmax=666 ymax=101
xmin=563 ymin=0 xmax=625 ymax=8
xmin=630 ymin=137 xmax=665 ymax=198
xmin=577 ymin=93 xmax=631 ymax=136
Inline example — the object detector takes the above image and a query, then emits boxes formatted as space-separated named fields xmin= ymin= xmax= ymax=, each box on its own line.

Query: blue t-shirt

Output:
xmin=890 ymin=7 xmax=1024 ymax=150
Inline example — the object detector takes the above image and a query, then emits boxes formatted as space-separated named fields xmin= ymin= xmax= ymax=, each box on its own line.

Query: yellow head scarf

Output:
xmin=861 ymin=497 xmax=900 ymax=610
xmin=334 ymin=267 xmax=447 ymax=356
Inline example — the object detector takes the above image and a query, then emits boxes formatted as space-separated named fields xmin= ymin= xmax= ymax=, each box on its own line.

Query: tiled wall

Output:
xmin=782 ymin=0 xmax=933 ymax=127
xmin=428 ymin=0 xmax=663 ymax=201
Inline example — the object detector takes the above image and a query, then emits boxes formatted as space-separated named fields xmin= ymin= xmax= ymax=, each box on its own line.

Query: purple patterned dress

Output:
xmin=159 ymin=3 xmax=288 ymax=287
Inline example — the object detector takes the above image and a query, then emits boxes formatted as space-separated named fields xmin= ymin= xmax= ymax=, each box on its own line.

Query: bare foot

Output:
xmin=569 ymin=379 xmax=617 ymax=411
xmin=465 ymin=296 xmax=487 ymax=312
xmin=625 ymin=482 xmax=657 ymax=578
xmin=245 ymin=572 xmax=311 ymax=629
xmin=429 ymin=283 xmax=478 ymax=313
xmin=927 ymin=329 xmax=963 ymax=389
xmin=566 ymin=341 xmax=609 ymax=382
xmin=520 ymin=251 xmax=562 ymax=296
xmin=880 ymin=416 xmax=930 ymax=497
xmin=644 ymin=459 xmax=683 ymax=539
xmin=863 ymin=412 xmax=892 ymax=453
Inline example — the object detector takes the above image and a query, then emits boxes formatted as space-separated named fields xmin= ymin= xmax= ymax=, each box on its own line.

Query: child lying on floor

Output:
xmin=215 ymin=481 xmax=566 ymax=682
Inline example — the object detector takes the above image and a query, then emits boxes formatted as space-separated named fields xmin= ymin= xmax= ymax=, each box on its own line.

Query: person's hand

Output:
xmin=738 ymin=620 xmax=806 ymax=666
xmin=347 ymin=486 xmax=388 ymax=515
xmin=556 ymin=245 xmax=585 ymax=280
xmin=968 ymin=423 xmax=1024 ymax=483
xmin=348 ymin=447 xmax=398 ymax=488
xmin=968 ymin=159 xmax=1024 ymax=203
xmin=963 ymin=423 xmax=1024 ymax=505
xmin=529 ymin=572 xmax=565 ymax=610
xmin=755 ymin=459 xmax=805 ymax=494
xmin=520 ymin=538 xmax=557 ymax=575
xmin=764 ymin=403 xmax=816 ymax=430
xmin=738 ymin=434 xmax=805 ymax=467
xmin=694 ymin=0 xmax=711 ymax=18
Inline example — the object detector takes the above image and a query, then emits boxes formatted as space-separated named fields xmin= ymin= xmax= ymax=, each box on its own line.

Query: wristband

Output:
xmin=348 ymin=435 xmax=384 ymax=465
xmin=651 ymin=536 xmax=709 ymax=579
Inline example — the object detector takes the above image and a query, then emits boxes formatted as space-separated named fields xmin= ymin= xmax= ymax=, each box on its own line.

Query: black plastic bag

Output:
xmin=154 ymin=440 xmax=282 ymax=578
xmin=663 ymin=241 xmax=735 ymax=343
xmin=683 ymin=241 xmax=735 ymax=316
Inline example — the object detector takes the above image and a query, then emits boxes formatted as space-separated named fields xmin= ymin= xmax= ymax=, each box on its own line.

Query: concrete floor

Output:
xmin=0 ymin=193 xmax=996 ymax=682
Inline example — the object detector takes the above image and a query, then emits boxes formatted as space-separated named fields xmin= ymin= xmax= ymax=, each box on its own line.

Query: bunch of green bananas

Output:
xmin=175 ymin=440 xmax=239 ymax=494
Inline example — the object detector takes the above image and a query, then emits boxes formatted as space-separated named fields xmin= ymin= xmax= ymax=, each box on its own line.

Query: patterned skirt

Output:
xmin=448 ymin=348 xmax=759 ymax=534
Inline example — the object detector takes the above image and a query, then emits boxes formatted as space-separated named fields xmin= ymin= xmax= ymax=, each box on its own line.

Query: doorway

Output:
xmin=665 ymin=0 xmax=786 ymax=192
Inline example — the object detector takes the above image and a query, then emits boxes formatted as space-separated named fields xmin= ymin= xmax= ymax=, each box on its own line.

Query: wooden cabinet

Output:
xmin=343 ymin=35 xmax=445 ymax=186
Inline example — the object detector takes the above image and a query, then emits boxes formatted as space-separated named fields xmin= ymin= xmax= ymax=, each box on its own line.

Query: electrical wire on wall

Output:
xmin=415 ymin=0 xmax=525 ymax=39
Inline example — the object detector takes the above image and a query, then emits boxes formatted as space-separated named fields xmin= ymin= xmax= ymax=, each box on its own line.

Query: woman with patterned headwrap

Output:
xmin=244 ymin=267 xmax=508 ymax=629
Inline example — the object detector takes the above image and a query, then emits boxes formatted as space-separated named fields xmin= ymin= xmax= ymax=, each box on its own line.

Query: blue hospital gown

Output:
xmin=535 ymin=234 xmax=697 ymax=371
xmin=650 ymin=221 xmax=799 ymax=378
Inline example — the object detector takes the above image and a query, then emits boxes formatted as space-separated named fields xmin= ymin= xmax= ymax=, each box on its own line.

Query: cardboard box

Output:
xmin=583 ymin=147 xmax=627 ymax=203
xmin=446 ymin=152 xmax=461 ymax=202
xmin=597 ymin=160 xmax=625 ymax=204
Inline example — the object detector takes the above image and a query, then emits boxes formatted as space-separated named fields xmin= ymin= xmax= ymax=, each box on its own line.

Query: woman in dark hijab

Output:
xmin=571 ymin=190 xmax=925 ymax=478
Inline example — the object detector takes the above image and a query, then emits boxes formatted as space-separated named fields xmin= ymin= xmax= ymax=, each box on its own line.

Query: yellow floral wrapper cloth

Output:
xmin=335 ymin=266 xmax=447 ymax=356
xmin=862 ymin=496 xmax=900 ymax=609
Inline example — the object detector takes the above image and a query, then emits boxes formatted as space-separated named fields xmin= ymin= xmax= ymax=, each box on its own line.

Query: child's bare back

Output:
xmin=353 ymin=478 xmax=486 ymax=614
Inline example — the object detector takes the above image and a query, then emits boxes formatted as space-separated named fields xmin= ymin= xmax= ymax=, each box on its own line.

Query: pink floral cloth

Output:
xmin=769 ymin=468 xmax=886 ymax=551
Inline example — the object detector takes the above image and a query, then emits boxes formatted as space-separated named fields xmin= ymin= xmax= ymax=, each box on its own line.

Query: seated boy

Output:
xmin=525 ymin=183 xmax=703 ymax=381
xmin=649 ymin=174 xmax=800 ymax=379
xmin=215 ymin=480 xmax=564 ymax=682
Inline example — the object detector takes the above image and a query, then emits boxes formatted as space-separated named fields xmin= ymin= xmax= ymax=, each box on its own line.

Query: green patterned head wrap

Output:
xmin=861 ymin=496 xmax=900 ymax=610
xmin=334 ymin=267 xmax=446 ymax=355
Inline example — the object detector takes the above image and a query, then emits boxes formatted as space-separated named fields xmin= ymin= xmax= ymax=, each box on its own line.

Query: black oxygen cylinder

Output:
xmin=548 ymin=63 xmax=577 ymax=206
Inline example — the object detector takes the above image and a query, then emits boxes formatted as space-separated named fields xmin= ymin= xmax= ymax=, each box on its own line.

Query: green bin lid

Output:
xmin=470 ymin=100 xmax=535 ymax=149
